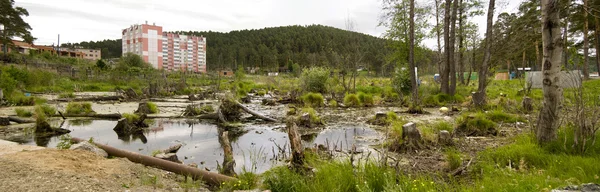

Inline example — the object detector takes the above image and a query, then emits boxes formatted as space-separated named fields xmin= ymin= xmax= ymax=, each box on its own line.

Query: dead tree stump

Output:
xmin=287 ymin=121 xmax=304 ymax=169
xmin=218 ymin=130 xmax=236 ymax=177
xmin=125 ymin=88 xmax=138 ymax=99
xmin=401 ymin=122 xmax=423 ymax=151
xmin=135 ymin=102 xmax=151 ymax=114
xmin=522 ymin=96 xmax=533 ymax=112
xmin=0 ymin=116 xmax=10 ymax=126
xmin=438 ymin=130 xmax=453 ymax=146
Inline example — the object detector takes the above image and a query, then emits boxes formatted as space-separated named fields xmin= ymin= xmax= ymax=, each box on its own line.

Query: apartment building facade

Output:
xmin=122 ymin=23 xmax=206 ymax=73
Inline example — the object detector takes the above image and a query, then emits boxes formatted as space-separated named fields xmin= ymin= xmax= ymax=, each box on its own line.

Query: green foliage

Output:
xmin=382 ymin=86 xmax=401 ymax=102
xmin=147 ymin=102 xmax=159 ymax=114
xmin=235 ymin=66 xmax=246 ymax=81
xmin=343 ymin=93 xmax=361 ymax=107
xmin=485 ymin=110 xmax=524 ymax=123
xmin=357 ymin=92 xmax=374 ymax=107
xmin=392 ymin=68 xmax=411 ymax=95
xmin=432 ymin=121 xmax=454 ymax=133
xmin=8 ymin=92 xmax=34 ymax=106
xmin=300 ymin=67 xmax=330 ymax=93
xmin=301 ymin=92 xmax=324 ymax=107
xmin=256 ymin=90 xmax=267 ymax=96
xmin=456 ymin=112 xmax=497 ymax=136
xmin=422 ymin=93 xmax=465 ymax=107
xmin=96 ymin=59 xmax=107 ymax=70
xmin=329 ymin=100 xmax=338 ymax=107
xmin=221 ymin=171 xmax=258 ymax=191
xmin=62 ymin=39 xmax=122 ymax=59
xmin=65 ymin=102 xmax=94 ymax=115
xmin=58 ymin=92 xmax=75 ymax=99
xmin=300 ymin=107 xmax=321 ymax=125
xmin=234 ymin=81 xmax=256 ymax=97
xmin=445 ymin=148 xmax=463 ymax=171
xmin=56 ymin=134 xmax=73 ymax=150
xmin=0 ymin=70 xmax=18 ymax=96
xmin=0 ymin=0 xmax=34 ymax=48
xmin=37 ymin=104 xmax=56 ymax=116
xmin=14 ymin=108 xmax=32 ymax=117
xmin=118 ymin=52 xmax=149 ymax=69
xmin=123 ymin=113 xmax=140 ymax=124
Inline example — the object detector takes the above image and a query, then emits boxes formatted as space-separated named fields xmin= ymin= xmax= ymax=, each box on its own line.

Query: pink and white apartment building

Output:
xmin=122 ymin=23 xmax=207 ymax=73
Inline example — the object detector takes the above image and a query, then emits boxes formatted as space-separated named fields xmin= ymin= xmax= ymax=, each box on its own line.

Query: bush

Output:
xmin=301 ymin=92 xmax=324 ymax=107
xmin=329 ymin=100 xmax=338 ymax=107
xmin=300 ymin=67 xmax=330 ymax=93
xmin=358 ymin=92 xmax=374 ymax=107
xmin=392 ymin=67 xmax=411 ymax=95
xmin=65 ymin=102 xmax=94 ymax=115
xmin=15 ymin=108 xmax=32 ymax=117
xmin=8 ymin=92 xmax=35 ymax=106
xmin=344 ymin=93 xmax=361 ymax=107
xmin=256 ymin=90 xmax=267 ymax=96
xmin=456 ymin=113 xmax=497 ymax=136
xmin=147 ymin=102 xmax=159 ymax=114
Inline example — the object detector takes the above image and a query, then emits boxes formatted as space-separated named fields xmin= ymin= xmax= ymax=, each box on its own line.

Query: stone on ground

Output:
xmin=70 ymin=141 xmax=108 ymax=158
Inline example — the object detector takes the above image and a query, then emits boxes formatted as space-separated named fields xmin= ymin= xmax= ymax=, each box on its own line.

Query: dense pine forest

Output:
xmin=63 ymin=25 xmax=439 ymax=75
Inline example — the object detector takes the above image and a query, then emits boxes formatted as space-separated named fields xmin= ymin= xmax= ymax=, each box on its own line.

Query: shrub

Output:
xmin=8 ymin=92 xmax=35 ymax=106
xmin=15 ymin=108 xmax=32 ymax=117
xmin=358 ymin=92 xmax=374 ymax=107
xmin=300 ymin=67 xmax=330 ymax=93
xmin=147 ymin=102 xmax=159 ymax=114
xmin=344 ymin=93 xmax=361 ymax=107
xmin=392 ymin=67 xmax=411 ymax=95
xmin=301 ymin=92 xmax=324 ymax=107
xmin=65 ymin=102 xmax=94 ymax=115
xmin=456 ymin=113 xmax=497 ymax=136
xmin=329 ymin=100 xmax=338 ymax=107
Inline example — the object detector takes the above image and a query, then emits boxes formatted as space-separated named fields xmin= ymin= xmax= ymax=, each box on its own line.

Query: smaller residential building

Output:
xmin=1 ymin=40 xmax=84 ymax=58
xmin=62 ymin=47 xmax=101 ymax=60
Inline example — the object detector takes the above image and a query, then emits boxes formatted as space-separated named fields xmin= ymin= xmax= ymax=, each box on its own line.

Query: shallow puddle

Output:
xmin=18 ymin=119 xmax=379 ymax=174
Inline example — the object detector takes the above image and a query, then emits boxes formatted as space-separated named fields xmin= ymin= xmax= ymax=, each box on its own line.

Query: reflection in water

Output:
xmin=34 ymin=135 xmax=52 ymax=147
xmin=25 ymin=119 xmax=379 ymax=174
xmin=69 ymin=119 xmax=93 ymax=126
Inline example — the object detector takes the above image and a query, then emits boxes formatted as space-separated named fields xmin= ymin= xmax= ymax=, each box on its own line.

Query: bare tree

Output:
xmin=408 ymin=0 xmax=419 ymax=112
xmin=472 ymin=0 xmax=494 ymax=107
xmin=441 ymin=0 xmax=452 ymax=94
xmin=583 ymin=0 xmax=590 ymax=79
xmin=536 ymin=0 xmax=563 ymax=144
xmin=435 ymin=0 xmax=443 ymax=76
xmin=449 ymin=0 xmax=459 ymax=95
xmin=458 ymin=0 xmax=465 ymax=85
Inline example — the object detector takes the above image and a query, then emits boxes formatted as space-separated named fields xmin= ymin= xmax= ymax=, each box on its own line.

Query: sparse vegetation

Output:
xmin=146 ymin=102 xmax=159 ymax=114
xmin=301 ymin=92 xmax=324 ymax=107
xmin=65 ymin=102 xmax=94 ymax=115
xmin=343 ymin=93 xmax=361 ymax=107
xmin=14 ymin=108 xmax=32 ymax=117
xmin=58 ymin=92 xmax=76 ymax=99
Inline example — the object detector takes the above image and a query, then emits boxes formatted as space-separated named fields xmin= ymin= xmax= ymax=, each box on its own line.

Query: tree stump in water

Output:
xmin=522 ymin=96 xmax=533 ymax=112
xmin=35 ymin=120 xmax=70 ymax=135
xmin=135 ymin=102 xmax=151 ymax=114
xmin=402 ymin=122 xmax=423 ymax=151
xmin=125 ymin=88 xmax=138 ymax=99
xmin=219 ymin=130 xmax=236 ymax=177
xmin=287 ymin=121 xmax=305 ymax=170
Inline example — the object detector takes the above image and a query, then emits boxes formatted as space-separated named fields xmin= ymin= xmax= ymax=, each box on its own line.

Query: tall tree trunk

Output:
xmin=563 ymin=0 xmax=569 ymax=69
xmin=409 ymin=0 xmax=419 ymax=110
xmin=522 ymin=50 xmax=526 ymax=78
xmin=442 ymin=0 xmax=452 ymax=94
xmin=537 ymin=0 xmax=563 ymax=144
xmin=596 ymin=17 xmax=600 ymax=75
xmin=583 ymin=0 xmax=590 ymax=79
xmin=435 ymin=0 xmax=443 ymax=76
xmin=473 ymin=0 xmax=495 ymax=107
xmin=535 ymin=40 xmax=541 ymax=70
xmin=458 ymin=0 xmax=465 ymax=85
xmin=449 ymin=0 xmax=458 ymax=95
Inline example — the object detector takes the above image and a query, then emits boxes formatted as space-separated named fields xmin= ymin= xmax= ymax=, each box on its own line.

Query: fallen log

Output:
xmin=70 ymin=137 xmax=236 ymax=187
xmin=233 ymin=101 xmax=278 ymax=122
xmin=55 ymin=95 xmax=125 ymax=102
xmin=7 ymin=116 xmax=35 ymax=124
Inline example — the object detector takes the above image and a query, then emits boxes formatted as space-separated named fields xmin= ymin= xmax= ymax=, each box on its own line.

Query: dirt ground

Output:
xmin=0 ymin=144 xmax=209 ymax=191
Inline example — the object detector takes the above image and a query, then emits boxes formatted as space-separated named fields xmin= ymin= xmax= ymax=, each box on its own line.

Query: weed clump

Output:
xmin=344 ymin=93 xmax=361 ymax=107
xmin=301 ymin=92 xmax=324 ymax=107
xmin=432 ymin=121 xmax=454 ymax=133
xmin=38 ymin=104 xmax=56 ymax=116
xmin=15 ymin=108 xmax=32 ymax=117
xmin=58 ymin=92 xmax=75 ymax=99
xmin=147 ymin=102 xmax=159 ymax=114
xmin=445 ymin=148 xmax=463 ymax=170
xmin=297 ymin=107 xmax=322 ymax=128
xmin=358 ymin=92 xmax=374 ymax=107
xmin=122 ymin=113 xmax=140 ymax=124
xmin=65 ymin=102 xmax=94 ymax=115
xmin=455 ymin=113 xmax=497 ymax=136
xmin=329 ymin=100 xmax=338 ymax=107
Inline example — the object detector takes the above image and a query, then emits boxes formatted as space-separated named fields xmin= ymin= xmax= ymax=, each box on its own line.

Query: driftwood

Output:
xmin=35 ymin=121 xmax=70 ymax=135
xmin=7 ymin=116 xmax=35 ymax=124
xmin=56 ymin=95 xmax=124 ymax=102
xmin=234 ymin=101 xmax=278 ymax=122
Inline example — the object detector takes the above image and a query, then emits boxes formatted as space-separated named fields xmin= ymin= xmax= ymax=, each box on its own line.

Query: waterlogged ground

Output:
xmin=0 ymin=93 xmax=458 ymax=174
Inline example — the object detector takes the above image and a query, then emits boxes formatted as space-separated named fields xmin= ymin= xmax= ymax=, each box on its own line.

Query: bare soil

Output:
xmin=0 ymin=148 xmax=209 ymax=191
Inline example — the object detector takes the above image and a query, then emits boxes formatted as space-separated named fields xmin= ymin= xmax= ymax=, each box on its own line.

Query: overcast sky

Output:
xmin=15 ymin=0 xmax=523 ymax=49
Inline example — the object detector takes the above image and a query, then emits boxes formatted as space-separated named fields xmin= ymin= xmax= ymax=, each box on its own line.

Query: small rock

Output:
xmin=70 ymin=142 xmax=108 ymax=158
xmin=438 ymin=130 xmax=453 ymax=146
xmin=439 ymin=107 xmax=449 ymax=113
xmin=154 ymin=153 xmax=182 ymax=164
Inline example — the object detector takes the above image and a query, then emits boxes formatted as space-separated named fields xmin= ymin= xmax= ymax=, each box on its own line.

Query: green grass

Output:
xmin=358 ymin=92 xmax=374 ymax=107
xmin=328 ymin=100 xmax=338 ymax=107
xmin=299 ymin=107 xmax=321 ymax=125
xmin=456 ymin=112 xmax=497 ymax=136
xmin=123 ymin=113 xmax=140 ymax=124
xmin=432 ymin=121 xmax=454 ymax=132
xmin=344 ymin=93 xmax=361 ymax=107
xmin=37 ymin=104 xmax=56 ymax=116
xmin=65 ymin=102 xmax=94 ymax=115
xmin=445 ymin=148 xmax=463 ymax=171
xmin=15 ymin=108 xmax=32 ymax=117
xmin=147 ymin=102 xmax=159 ymax=114
xmin=58 ymin=92 xmax=75 ymax=99
xmin=221 ymin=170 xmax=258 ymax=191
xmin=301 ymin=92 xmax=324 ymax=108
